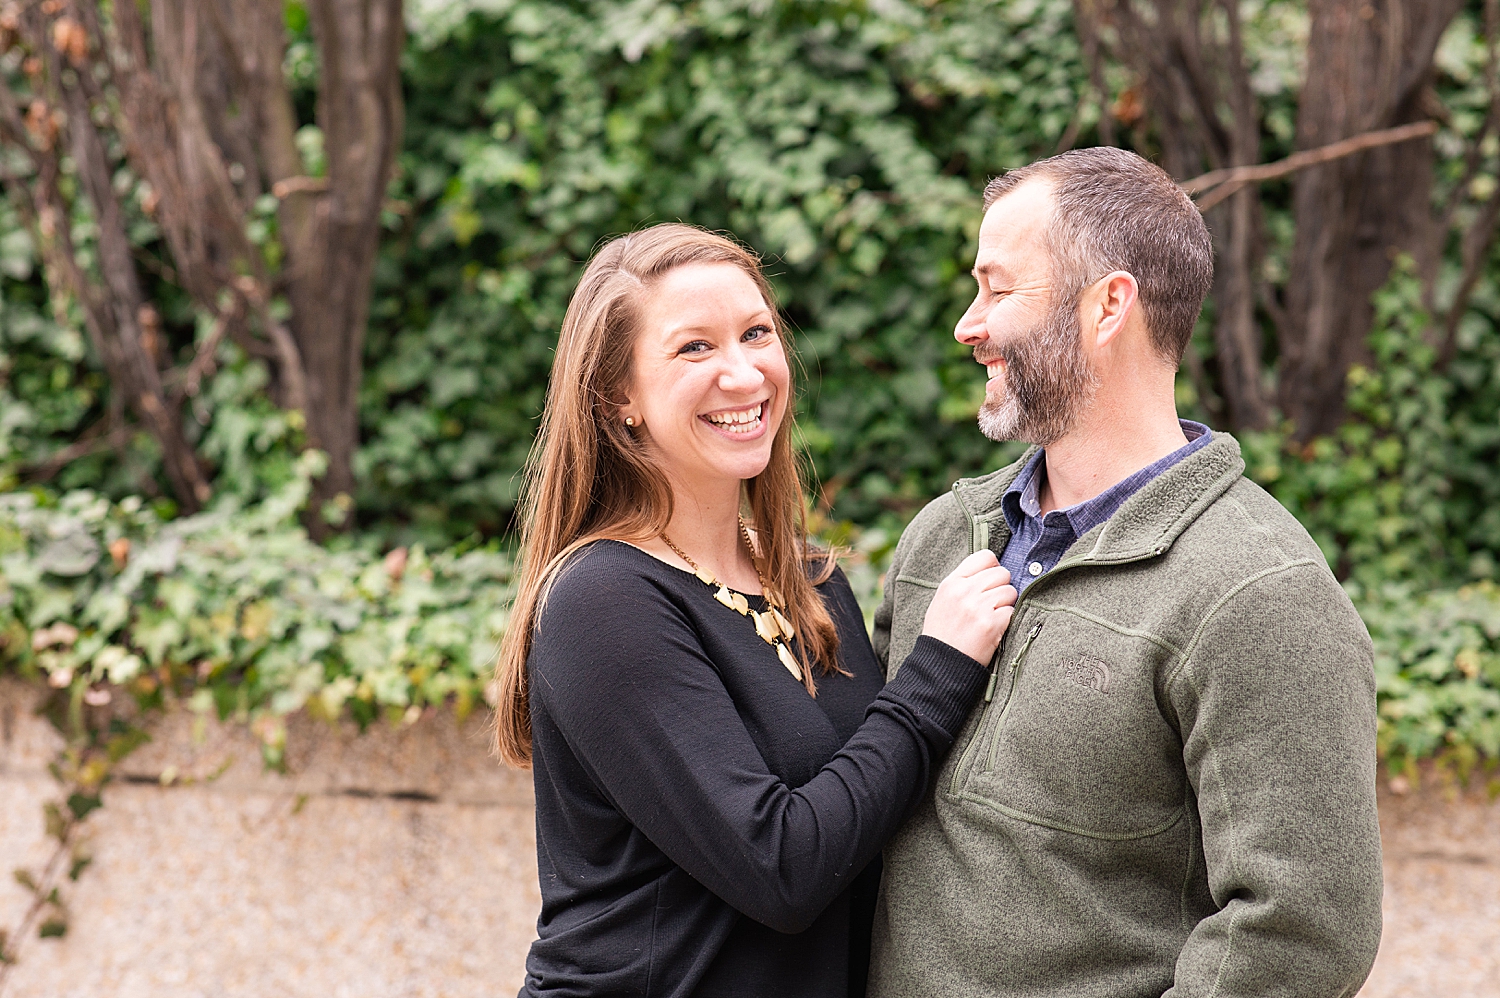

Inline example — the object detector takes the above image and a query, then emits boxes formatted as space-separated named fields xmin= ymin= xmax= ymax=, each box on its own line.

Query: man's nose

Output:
xmin=954 ymin=297 xmax=988 ymax=346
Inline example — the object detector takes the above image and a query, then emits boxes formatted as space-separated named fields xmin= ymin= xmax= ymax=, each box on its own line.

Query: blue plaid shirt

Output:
xmin=996 ymin=420 xmax=1212 ymax=594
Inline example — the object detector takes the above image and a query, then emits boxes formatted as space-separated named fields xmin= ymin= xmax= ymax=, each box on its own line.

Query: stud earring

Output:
xmin=624 ymin=417 xmax=636 ymax=427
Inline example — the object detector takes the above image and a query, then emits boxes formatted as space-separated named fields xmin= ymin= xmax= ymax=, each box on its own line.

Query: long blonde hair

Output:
xmin=494 ymin=224 xmax=840 ymax=767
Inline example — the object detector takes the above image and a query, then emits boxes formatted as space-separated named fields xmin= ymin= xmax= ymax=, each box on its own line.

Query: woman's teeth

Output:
xmin=704 ymin=404 xmax=764 ymax=434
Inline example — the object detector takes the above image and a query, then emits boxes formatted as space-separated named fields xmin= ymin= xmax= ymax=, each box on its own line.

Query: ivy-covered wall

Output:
xmin=3 ymin=0 xmax=1086 ymax=541
xmin=361 ymin=0 xmax=1086 ymax=540
xmin=0 ymin=0 xmax=1498 ymax=782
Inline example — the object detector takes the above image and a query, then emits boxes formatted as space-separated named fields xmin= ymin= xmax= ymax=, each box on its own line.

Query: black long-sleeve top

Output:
xmin=521 ymin=540 xmax=986 ymax=998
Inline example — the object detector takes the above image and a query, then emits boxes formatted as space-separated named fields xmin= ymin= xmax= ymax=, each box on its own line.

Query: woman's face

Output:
xmin=626 ymin=261 xmax=791 ymax=495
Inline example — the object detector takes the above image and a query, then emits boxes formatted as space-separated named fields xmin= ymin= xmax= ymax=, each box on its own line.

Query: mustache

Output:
xmin=972 ymin=343 xmax=1009 ymax=365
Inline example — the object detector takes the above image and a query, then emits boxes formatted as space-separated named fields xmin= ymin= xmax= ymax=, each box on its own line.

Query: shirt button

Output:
xmin=1028 ymin=562 xmax=1044 ymax=577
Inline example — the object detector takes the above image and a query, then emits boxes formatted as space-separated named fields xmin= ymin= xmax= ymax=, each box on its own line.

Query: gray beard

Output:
xmin=976 ymin=296 xmax=1098 ymax=446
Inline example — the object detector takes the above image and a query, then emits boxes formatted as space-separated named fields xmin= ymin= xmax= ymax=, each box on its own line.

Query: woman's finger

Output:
xmin=950 ymin=549 xmax=1000 ymax=577
xmin=968 ymin=565 xmax=1013 ymax=591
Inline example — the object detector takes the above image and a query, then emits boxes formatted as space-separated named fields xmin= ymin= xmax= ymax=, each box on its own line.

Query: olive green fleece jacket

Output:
xmin=868 ymin=433 xmax=1382 ymax=998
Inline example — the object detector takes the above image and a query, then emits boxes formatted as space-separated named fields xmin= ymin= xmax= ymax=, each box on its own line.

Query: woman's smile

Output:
xmin=629 ymin=261 xmax=791 ymax=488
xmin=700 ymin=400 xmax=768 ymax=438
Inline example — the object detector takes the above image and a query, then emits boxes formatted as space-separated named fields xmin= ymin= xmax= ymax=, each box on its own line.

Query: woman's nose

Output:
xmin=718 ymin=345 xmax=766 ymax=393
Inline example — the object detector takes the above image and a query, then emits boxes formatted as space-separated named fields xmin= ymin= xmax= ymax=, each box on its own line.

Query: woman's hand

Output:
xmin=920 ymin=550 xmax=1017 ymax=665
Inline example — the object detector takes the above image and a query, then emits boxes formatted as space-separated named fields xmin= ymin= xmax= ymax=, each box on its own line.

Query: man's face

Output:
xmin=954 ymin=180 xmax=1098 ymax=446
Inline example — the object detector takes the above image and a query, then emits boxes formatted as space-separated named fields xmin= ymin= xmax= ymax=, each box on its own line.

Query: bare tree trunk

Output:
xmin=0 ymin=6 xmax=213 ymax=512
xmin=1079 ymin=0 xmax=1273 ymax=430
xmin=1206 ymin=187 xmax=1271 ymax=429
xmin=1201 ymin=0 xmax=1273 ymax=430
xmin=1280 ymin=0 xmax=1461 ymax=439
xmin=292 ymin=0 xmax=405 ymax=524
xmin=0 ymin=0 xmax=403 ymax=528
xmin=61 ymin=76 xmax=213 ymax=508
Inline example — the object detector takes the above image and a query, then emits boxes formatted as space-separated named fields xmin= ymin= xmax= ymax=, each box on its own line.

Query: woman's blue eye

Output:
xmin=677 ymin=326 xmax=771 ymax=355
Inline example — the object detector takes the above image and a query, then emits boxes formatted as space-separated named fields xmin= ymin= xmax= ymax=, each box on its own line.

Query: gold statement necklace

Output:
xmin=660 ymin=520 xmax=804 ymax=682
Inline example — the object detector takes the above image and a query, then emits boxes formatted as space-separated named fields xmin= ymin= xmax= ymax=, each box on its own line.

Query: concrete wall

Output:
xmin=1 ymin=680 xmax=539 ymax=997
xmin=1369 ymin=776 xmax=1500 ymax=996
xmin=2 ymin=678 xmax=1497 ymax=997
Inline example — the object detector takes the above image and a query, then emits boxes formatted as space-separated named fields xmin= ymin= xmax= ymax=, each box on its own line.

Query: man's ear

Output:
xmin=1088 ymin=271 xmax=1139 ymax=351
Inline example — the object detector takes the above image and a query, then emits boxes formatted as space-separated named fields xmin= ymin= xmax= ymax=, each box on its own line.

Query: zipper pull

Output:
xmin=1017 ymin=622 xmax=1043 ymax=664
xmin=984 ymin=621 xmax=1042 ymax=703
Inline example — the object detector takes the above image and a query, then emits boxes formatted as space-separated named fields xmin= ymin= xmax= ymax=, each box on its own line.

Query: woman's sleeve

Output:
xmin=530 ymin=564 xmax=985 ymax=934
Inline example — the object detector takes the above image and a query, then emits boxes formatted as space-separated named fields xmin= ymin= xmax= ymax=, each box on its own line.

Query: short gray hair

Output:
xmin=983 ymin=147 xmax=1212 ymax=364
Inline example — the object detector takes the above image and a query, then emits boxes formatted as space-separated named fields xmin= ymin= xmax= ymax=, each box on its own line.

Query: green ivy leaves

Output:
xmin=0 ymin=458 xmax=514 ymax=768
xmin=1364 ymin=582 xmax=1500 ymax=781
xmin=364 ymin=0 xmax=1088 ymax=543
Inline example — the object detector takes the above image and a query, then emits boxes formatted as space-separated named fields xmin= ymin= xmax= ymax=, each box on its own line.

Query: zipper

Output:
xmin=943 ymin=480 xmax=1174 ymax=796
xmin=950 ymin=616 xmax=1043 ymax=796
xmin=984 ymin=620 xmax=1044 ymax=772
xmin=948 ymin=510 xmax=997 ymax=796
xmin=983 ymin=658 xmax=1003 ymax=702
xmin=944 ymin=485 xmax=1102 ymax=796
xmin=986 ymin=621 xmax=1041 ymax=704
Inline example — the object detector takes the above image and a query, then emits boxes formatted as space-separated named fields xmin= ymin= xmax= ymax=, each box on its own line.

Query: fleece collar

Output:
xmin=951 ymin=433 xmax=1246 ymax=564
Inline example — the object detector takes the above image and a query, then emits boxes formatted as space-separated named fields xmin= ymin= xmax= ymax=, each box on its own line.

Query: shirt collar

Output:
xmin=1000 ymin=448 xmax=1048 ymax=535
xmin=1001 ymin=420 xmax=1212 ymax=536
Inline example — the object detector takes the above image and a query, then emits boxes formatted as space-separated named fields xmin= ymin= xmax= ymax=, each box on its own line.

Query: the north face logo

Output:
xmin=1058 ymin=656 xmax=1111 ymax=693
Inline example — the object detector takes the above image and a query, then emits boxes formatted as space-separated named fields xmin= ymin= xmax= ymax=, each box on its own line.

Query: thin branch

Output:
xmin=1053 ymin=101 xmax=1086 ymax=155
xmin=1440 ymin=190 xmax=1500 ymax=366
xmin=1180 ymin=335 xmax=1226 ymax=424
xmin=1435 ymin=0 xmax=1500 ymax=367
xmin=1183 ymin=121 xmax=1439 ymax=210
xmin=1437 ymin=0 xmax=1500 ymax=237
xmin=129 ymin=245 xmax=181 ymax=284
xmin=270 ymin=175 xmax=329 ymax=198
xmin=234 ymin=276 xmax=310 ymax=415
xmin=0 ymin=821 xmax=74 ymax=993
xmin=166 ymin=297 xmax=244 ymax=401
xmin=1071 ymin=0 xmax=1114 ymax=147
xmin=1216 ymin=0 xmax=1260 ymax=167
xmin=1163 ymin=2 xmax=1235 ymax=159
xmin=22 ymin=423 xmax=135 ymax=483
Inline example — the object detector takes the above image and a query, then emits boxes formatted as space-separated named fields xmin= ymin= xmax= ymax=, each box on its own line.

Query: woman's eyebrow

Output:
xmin=661 ymin=310 xmax=774 ymax=336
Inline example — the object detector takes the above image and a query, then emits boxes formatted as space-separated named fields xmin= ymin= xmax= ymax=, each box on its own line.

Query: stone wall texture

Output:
xmin=1 ymin=680 xmax=538 ymax=998
xmin=2 ymin=678 xmax=1497 ymax=997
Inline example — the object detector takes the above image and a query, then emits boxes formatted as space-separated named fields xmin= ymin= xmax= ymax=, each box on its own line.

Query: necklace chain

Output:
xmin=660 ymin=518 xmax=804 ymax=683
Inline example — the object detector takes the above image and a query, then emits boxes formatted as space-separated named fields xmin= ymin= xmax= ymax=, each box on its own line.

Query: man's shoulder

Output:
xmin=1162 ymin=475 xmax=1364 ymax=645
xmin=1099 ymin=431 xmax=1327 ymax=582
xmin=1186 ymin=474 xmax=1329 ymax=570
xmin=1066 ymin=440 xmax=1359 ymax=646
